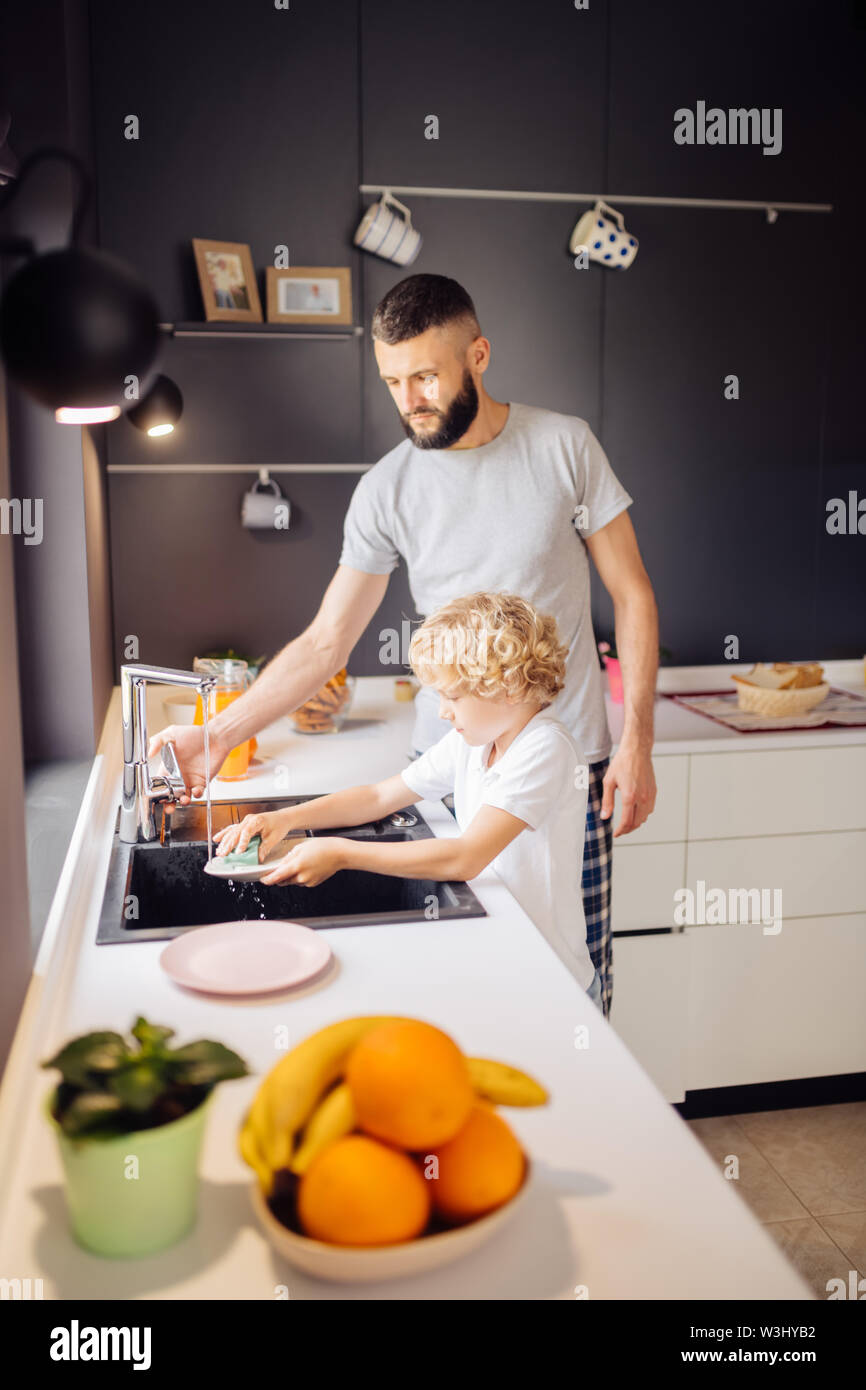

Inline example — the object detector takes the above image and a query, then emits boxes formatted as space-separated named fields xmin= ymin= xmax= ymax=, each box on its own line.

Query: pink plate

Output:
xmin=159 ymin=921 xmax=332 ymax=996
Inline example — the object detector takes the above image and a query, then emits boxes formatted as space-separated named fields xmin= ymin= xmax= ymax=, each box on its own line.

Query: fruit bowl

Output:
xmin=250 ymin=1157 xmax=532 ymax=1284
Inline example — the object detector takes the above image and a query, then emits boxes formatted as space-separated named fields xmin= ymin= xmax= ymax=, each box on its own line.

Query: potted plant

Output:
xmin=598 ymin=639 xmax=673 ymax=703
xmin=42 ymin=1016 xmax=248 ymax=1258
xmin=200 ymin=646 xmax=268 ymax=680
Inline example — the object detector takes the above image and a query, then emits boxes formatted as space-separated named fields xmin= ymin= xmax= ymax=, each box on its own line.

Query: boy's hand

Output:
xmin=213 ymin=811 xmax=292 ymax=860
xmin=260 ymin=837 xmax=349 ymax=887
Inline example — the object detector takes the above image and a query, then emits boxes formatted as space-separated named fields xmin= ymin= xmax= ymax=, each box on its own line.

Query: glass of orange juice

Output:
xmin=193 ymin=658 xmax=251 ymax=780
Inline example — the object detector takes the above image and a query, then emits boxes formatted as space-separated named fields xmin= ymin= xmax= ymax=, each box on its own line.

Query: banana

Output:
xmin=249 ymin=1016 xmax=408 ymax=1173
xmin=247 ymin=1068 xmax=284 ymax=1173
xmin=466 ymin=1057 xmax=548 ymax=1107
xmin=290 ymin=1081 xmax=357 ymax=1175
xmin=239 ymin=1019 xmax=550 ymax=1187
xmin=238 ymin=1111 xmax=274 ymax=1195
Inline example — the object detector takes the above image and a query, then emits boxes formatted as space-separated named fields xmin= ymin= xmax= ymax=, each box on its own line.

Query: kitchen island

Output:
xmin=0 ymin=673 xmax=820 ymax=1299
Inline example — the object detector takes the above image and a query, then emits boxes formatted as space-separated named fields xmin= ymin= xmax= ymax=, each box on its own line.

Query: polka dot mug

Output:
xmin=569 ymin=200 xmax=639 ymax=269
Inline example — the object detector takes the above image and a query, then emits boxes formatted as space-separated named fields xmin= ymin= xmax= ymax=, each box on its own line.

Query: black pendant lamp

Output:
xmin=0 ymin=145 xmax=162 ymax=423
xmin=126 ymin=373 xmax=183 ymax=436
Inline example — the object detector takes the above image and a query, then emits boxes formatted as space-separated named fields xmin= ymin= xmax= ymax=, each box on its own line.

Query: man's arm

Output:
xmin=585 ymin=511 xmax=659 ymax=835
xmin=148 ymin=565 xmax=389 ymax=801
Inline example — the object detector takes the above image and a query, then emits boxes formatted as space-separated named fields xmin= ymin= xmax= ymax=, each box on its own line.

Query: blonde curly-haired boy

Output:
xmin=214 ymin=592 xmax=600 ymax=1003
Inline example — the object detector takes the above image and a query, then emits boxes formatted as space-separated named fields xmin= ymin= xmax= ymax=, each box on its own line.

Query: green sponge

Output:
xmin=221 ymin=834 xmax=262 ymax=866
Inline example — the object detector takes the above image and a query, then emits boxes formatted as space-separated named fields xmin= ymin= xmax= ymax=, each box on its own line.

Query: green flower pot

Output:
xmin=45 ymin=1088 xmax=214 ymax=1258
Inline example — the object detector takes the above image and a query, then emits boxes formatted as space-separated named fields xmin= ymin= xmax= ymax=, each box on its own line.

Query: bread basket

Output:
xmin=731 ymin=663 xmax=830 ymax=716
xmin=732 ymin=680 xmax=830 ymax=717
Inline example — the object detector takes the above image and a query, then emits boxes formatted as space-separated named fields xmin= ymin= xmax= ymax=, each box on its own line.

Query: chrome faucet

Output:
xmin=119 ymin=663 xmax=217 ymax=843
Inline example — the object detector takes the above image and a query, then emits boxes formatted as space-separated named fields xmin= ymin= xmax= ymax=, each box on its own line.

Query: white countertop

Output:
xmin=0 ymin=673 xmax=818 ymax=1299
xmin=613 ymin=658 xmax=866 ymax=755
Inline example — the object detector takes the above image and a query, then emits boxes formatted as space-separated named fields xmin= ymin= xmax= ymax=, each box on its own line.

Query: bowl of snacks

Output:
xmin=731 ymin=662 xmax=830 ymax=716
xmin=290 ymin=669 xmax=355 ymax=734
xmin=240 ymin=1016 xmax=545 ymax=1282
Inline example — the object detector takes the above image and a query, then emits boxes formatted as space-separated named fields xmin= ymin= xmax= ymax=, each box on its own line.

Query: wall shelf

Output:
xmin=158 ymin=322 xmax=364 ymax=340
xmin=107 ymin=462 xmax=369 ymax=475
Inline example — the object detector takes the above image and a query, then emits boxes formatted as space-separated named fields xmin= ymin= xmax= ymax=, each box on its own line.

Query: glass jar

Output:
xmin=192 ymin=657 xmax=252 ymax=780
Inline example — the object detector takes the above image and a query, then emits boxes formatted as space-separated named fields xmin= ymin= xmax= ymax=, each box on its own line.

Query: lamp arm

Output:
xmin=0 ymin=145 xmax=92 ymax=248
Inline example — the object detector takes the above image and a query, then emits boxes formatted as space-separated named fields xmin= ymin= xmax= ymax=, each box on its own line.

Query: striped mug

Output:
xmin=354 ymin=191 xmax=422 ymax=266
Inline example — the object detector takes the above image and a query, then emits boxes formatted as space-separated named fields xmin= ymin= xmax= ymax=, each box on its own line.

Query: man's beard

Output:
xmin=400 ymin=369 xmax=480 ymax=450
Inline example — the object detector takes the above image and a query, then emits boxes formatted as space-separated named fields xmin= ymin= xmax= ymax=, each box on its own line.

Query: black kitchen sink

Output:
xmin=96 ymin=796 xmax=487 ymax=943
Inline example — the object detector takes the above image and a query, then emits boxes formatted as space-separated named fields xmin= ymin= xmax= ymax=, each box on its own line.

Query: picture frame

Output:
xmin=265 ymin=266 xmax=353 ymax=326
xmin=192 ymin=238 xmax=263 ymax=322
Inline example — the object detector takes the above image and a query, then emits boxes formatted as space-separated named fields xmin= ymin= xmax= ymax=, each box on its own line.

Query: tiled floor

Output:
xmin=688 ymin=1103 xmax=866 ymax=1300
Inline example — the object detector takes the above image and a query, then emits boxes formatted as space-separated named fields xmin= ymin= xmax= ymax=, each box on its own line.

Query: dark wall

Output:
xmin=2 ymin=0 xmax=114 ymax=760
xmin=90 ymin=0 xmax=864 ymax=674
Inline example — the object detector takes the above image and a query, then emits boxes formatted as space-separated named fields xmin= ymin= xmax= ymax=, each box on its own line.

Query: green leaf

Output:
xmin=131 ymin=1018 xmax=175 ymax=1052
xmin=58 ymin=1091 xmax=126 ymax=1137
xmin=108 ymin=1060 xmax=167 ymax=1112
xmin=45 ymin=1021 xmax=249 ymax=1130
xmin=41 ymin=1032 xmax=130 ymax=1086
xmin=168 ymin=1041 xmax=249 ymax=1086
xmin=170 ymin=1062 xmax=233 ymax=1087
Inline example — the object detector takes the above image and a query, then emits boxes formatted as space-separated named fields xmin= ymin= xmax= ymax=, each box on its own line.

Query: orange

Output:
xmin=346 ymin=1020 xmax=474 ymax=1149
xmin=429 ymin=1102 xmax=525 ymax=1223
xmin=297 ymin=1134 xmax=430 ymax=1246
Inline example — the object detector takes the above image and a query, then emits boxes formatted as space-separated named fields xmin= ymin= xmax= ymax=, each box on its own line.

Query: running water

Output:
xmin=224 ymin=877 xmax=267 ymax=921
xmin=202 ymin=692 xmax=213 ymax=862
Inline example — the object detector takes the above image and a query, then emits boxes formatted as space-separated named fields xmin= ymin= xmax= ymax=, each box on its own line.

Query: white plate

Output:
xmin=250 ymin=1159 xmax=532 ymax=1283
xmin=203 ymin=833 xmax=306 ymax=882
xmin=159 ymin=920 xmax=332 ymax=995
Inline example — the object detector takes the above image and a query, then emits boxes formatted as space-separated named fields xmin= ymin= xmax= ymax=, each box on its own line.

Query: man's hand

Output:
xmin=600 ymin=744 xmax=657 ymax=837
xmin=147 ymin=724 xmax=231 ymax=805
xmin=260 ymin=837 xmax=349 ymax=888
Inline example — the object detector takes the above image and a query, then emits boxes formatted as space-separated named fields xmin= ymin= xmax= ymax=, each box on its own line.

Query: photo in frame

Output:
xmin=266 ymin=266 xmax=352 ymax=325
xmin=192 ymin=238 xmax=263 ymax=322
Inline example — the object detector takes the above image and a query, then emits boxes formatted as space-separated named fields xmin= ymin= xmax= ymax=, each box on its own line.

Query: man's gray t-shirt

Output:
xmin=338 ymin=401 xmax=633 ymax=762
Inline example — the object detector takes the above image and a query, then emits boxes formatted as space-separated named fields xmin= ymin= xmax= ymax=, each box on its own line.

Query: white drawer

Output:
xmin=685 ymin=916 xmax=866 ymax=1090
xmin=611 ymin=841 xmax=687 ymax=930
xmin=688 ymin=745 xmax=866 ymax=839
xmin=686 ymin=830 xmax=866 ymax=920
xmin=609 ymin=931 xmax=690 ymax=1103
xmin=607 ymin=754 xmax=689 ymax=844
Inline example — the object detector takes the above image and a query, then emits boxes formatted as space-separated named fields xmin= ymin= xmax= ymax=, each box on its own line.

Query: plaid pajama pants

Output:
xmin=583 ymin=756 xmax=614 ymax=1018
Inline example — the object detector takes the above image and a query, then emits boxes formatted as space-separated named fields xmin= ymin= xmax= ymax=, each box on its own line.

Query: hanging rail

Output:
xmin=360 ymin=183 xmax=832 ymax=216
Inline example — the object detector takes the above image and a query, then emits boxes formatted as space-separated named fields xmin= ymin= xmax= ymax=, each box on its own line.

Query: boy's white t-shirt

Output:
xmin=400 ymin=709 xmax=593 ymax=990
